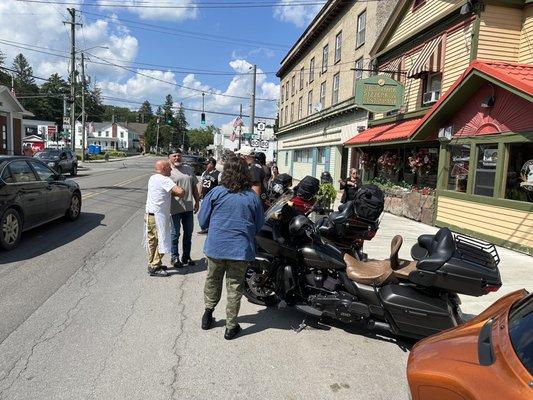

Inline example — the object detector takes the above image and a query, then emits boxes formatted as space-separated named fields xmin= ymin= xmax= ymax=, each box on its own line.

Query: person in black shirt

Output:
xmin=339 ymin=168 xmax=361 ymax=203
xmin=200 ymin=157 xmax=220 ymax=199
xmin=236 ymin=146 xmax=266 ymax=202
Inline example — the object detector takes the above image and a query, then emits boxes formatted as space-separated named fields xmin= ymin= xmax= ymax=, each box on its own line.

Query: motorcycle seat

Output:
xmin=329 ymin=201 xmax=355 ymax=225
xmin=416 ymin=228 xmax=455 ymax=272
xmin=344 ymin=254 xmax=394 ymax=286
xmin=387 ymin=235 xmax=419 ymax=279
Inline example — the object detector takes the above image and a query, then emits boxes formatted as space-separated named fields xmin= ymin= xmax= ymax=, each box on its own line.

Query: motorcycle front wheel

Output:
xmin=243 ymin=267 xmax=280 ymax=307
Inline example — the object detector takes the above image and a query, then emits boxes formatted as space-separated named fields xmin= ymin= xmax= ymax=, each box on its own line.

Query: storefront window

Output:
xmin=474 ymin=144 xmax=498 ymax=197
xmin=505 ymin=142 xmax=533 ymax=203
xmin=447 ymin=144 xmax=470 ymax=192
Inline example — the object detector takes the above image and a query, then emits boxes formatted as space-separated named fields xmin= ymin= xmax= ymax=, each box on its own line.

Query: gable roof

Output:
xmin=0 ymin=85 xmax=33 ymax=116
xmin=345 ymin=118 xmax=423 ymax=146
xmin=410 ymin=60 xmax=533 ymax=141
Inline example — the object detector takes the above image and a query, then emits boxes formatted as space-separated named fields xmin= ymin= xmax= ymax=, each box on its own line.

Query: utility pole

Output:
xmin=61 ymin=94 xmax=67 ymax=147
xmin=249 ymin=64 xmax=257 ymax=138
xmin=80 ymin=52 xmax=86 ymax=162
xmin=238 ymin=104 xmax=242 ymax=150
xmin=64 ymin=8 xmax=81 ymax=152
xmin=156 ymin=117 xmax=160 ymax=155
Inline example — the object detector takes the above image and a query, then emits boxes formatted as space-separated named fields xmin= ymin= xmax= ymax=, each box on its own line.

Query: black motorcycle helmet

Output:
xmin=320 ymin=171 xmax=333 ymax=184
xmin=293 ymin=176 xmax=320 ymax=201
xmin=271 ymin=173 xmax=293 ymax=196
xmin=288 ymin=215 xmax=314 ymax=238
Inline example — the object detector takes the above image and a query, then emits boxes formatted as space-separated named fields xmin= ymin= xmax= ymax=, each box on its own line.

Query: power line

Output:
xmin=16 ymin=0 xmax=331 ymax=9
xmin=80 ymin=10 xmax=289 ymax=50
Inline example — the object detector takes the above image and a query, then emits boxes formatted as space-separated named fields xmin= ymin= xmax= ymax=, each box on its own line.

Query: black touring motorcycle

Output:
xmin=244 ymin=193 xmax=502 ymax=339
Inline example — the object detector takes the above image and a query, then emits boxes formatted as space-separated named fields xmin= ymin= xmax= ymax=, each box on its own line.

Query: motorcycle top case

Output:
xmin=354 ymin=185 xmax=384 ymax=221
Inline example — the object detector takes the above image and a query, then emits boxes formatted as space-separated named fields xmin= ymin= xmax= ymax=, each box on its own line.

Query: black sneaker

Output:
xmin=224 ymin=324 xmax=241 ymax=340
xmin=201 ymin=309 xmax=214 ymax=330
xmin=147 ymin=267 xmax=169 ymax=277
xmin=182 ymin=258 xmax=195 ymax=267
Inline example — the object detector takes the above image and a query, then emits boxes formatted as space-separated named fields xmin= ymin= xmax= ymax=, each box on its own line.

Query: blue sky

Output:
xmin=0 ymin=0 xmax=325 ymax=128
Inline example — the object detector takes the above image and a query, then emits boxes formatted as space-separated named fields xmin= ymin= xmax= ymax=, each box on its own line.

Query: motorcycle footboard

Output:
xmin=379 ymin=285 xmax=456 ymax=339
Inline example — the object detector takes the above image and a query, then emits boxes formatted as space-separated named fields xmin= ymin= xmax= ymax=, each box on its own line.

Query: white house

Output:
xmin=0 ymin=86 xmax=32 ymax=155
xmin=74 ymin=121 xmax=142 ymax=152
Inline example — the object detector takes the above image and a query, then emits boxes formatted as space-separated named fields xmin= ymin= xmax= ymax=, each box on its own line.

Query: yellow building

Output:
xmin=276 ymin=0 xmax=396 ymax=183
xmin=346 ymin=0 xmax=533 ymax=254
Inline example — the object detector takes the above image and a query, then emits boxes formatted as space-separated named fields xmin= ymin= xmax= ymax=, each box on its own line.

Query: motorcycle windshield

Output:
xmin=265 ymin=191 xmax=294 ymax=221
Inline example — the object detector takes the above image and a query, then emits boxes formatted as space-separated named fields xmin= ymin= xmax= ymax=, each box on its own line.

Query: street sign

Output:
xmin=63 ymin=117 xmax=70 ymax=125
xmin=260 ymin=140 xmax=269 ymax=149
xmin=250 ymin=139 xmax=260 ymax=147
xmin=257 ymin=121 xmax=266 ymax=132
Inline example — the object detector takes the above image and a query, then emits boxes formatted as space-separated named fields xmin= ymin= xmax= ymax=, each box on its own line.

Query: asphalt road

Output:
xmin=2 ymin=155 xmax=525 ymax=400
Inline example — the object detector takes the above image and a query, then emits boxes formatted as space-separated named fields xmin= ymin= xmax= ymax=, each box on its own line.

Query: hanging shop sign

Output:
xmin=354 ymin=75 xmax=404 ymax=113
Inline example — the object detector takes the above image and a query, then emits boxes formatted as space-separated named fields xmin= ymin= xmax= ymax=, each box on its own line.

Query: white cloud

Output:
xmin=97 ymin=0 xmax=198 ymax=22
xmin=0 ymin=0 xmax=138 ymax=83
xmin=99 ymin=69 xmax=177 ymax=99
xmin=273 ymin=1 xmax=324 ymax=28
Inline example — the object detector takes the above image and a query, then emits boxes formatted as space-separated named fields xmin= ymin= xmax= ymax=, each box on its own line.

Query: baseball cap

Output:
xmin=206 ymin=157 xmax=216 ymax=166
xmin=235 ymin=146 xmax=255 ymax=156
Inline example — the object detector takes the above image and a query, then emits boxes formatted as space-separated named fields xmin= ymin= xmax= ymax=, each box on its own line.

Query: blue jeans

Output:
xmin=171 ymin=211 xmax=194 ymax=261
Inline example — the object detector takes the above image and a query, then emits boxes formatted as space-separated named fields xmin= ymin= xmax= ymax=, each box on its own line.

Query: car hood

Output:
xmin=409 ymin=290 xmax=528 ymax=366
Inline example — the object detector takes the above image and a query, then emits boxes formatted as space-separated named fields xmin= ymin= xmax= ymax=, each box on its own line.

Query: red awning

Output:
xmin=345 ymin=118 xmax=422 ymax=146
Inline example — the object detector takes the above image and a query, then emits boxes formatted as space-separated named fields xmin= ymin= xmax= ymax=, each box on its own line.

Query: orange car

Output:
xmin=407 ymin=289 xmax=532 ymax=400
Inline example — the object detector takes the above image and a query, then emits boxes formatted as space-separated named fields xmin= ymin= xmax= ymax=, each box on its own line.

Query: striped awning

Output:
xmin=381 ymin=57 xmax=403 ymax=78
xmin=407 ymin=36 xmax=443 ymax=79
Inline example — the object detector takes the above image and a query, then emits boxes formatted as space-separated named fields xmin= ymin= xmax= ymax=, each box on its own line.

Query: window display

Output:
xmin=447 ymin=144 xmax=470 ymax=192
xmin=505 ymin=143 xmax=533 ymax=203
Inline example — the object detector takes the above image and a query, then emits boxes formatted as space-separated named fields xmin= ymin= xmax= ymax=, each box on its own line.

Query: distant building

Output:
xmin=218 ymin=123 xmax=277 ymax=162
xmin=0 ymin=85 xmax=33 ymax=155
xmin=73 ymin=121 xmax=144 ymax=152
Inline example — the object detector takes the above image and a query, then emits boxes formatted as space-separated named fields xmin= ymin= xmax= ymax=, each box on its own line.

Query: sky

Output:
xmin=0 ymin=0 xmax=326 ymax=129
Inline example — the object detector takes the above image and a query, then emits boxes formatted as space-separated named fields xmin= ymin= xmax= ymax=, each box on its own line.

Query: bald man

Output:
xmin=144 ymin=160 xmax=185 ymax=277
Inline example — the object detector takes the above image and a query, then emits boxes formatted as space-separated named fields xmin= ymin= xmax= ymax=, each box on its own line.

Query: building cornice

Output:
xmin=277 ymin=0 xmax=352 ymax=78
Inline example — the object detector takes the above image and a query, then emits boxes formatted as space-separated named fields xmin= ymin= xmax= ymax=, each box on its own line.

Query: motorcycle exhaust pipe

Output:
xmin=367 ymin=320 xmax=392 ymax=334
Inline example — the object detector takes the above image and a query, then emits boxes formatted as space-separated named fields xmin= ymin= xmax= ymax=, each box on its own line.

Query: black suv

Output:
xmin=34 ymin=149 xmax=78 ymax=176
xmin=182 ymin=155 xmax=205 ymax=176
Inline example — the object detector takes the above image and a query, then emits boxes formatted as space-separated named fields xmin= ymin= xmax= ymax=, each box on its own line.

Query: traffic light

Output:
xmin=200 ymin=112 xmax=206 ymax=126
xmin=166 ymin=114 xmax=172 ymax=125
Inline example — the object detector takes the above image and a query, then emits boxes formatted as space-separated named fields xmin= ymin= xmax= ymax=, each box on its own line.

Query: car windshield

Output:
xmin=35 ymin=150 xmax=60 ymax=158
xmin=508 ymin=294 xmax=533 ymax=375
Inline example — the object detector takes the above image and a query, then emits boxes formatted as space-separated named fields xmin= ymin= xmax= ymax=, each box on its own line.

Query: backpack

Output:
xmin=354 ymin=184 xmax=384 ymax=221
xmin=294 ymin=176 xmax=320 ymax=201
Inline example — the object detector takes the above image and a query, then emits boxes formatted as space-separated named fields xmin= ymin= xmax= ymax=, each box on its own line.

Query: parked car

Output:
xmin=0 ymin=156 xmax=82 ymax=250
xmin=34 ymin=148 xmax=78 ymax=176
xmin=182 ymin=155 xmax=204 ymax=176
xmin=407 ymin=289 xmax=532 ymax=400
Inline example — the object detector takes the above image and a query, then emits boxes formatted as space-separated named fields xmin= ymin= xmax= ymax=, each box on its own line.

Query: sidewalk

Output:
xmin=363 ymin=212 xmax=532 ymax=314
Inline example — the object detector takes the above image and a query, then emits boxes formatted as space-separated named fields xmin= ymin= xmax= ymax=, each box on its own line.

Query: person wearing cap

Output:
xmin=168 ymin=149 xmax=200 ymax=268
xmin=235 ymin=146 xmax=266 ymax=203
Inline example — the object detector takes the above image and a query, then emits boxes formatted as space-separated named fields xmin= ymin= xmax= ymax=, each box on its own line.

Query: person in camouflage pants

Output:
xmin=197 ymin=157 xmax=265 ymax=340
xmin=204 ymin=258 xmax=249 ymax=330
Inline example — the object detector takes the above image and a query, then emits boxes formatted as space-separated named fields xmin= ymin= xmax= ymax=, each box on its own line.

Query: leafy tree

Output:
xmin=176 ymin=102 xmax=188 ymax=150
xmin=102 ymin=105 xmax=137 ymax=123
xmin=38 ymin=73 xmax=68 ymax=121
xmin=85 ymin=85 xmax=105 ymax=122
xmin=187 ymin=125 xmax=214 ymax=153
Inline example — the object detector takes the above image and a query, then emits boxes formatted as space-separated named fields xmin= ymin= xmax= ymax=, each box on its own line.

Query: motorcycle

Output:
xmin=244 ymin=195 xmax=503 ymax=339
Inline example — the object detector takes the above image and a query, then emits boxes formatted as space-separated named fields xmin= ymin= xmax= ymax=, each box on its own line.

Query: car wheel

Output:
xmin=70 ymin=164 xmax=78 ymax=176
xmin=0 ymin=208 xmax=22 ymax=251
xmin=65 ymin=193 xmax=81 ymax=221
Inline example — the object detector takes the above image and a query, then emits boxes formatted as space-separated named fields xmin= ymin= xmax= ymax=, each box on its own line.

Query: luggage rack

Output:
xmin=454 ymin=234 xmax=500 ymax=269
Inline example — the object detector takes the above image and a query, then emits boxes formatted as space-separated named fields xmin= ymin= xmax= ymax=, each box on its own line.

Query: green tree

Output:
xmin=85 ymin=85 xmax=105 ymax=122
xmin=38 ymin=73 xmax=68 ymax=121
xmin=0 ymin=50 xmax=11 ymax=87
xmin=137 ymin=100 xmax=153 ymax=123
xmin=176 ymin=102 xmax=188 ymax=150
xmin=12 ymin=53 xmax=40 ymax=113
xmin=187 ymin=125 xmax=214 ymax=153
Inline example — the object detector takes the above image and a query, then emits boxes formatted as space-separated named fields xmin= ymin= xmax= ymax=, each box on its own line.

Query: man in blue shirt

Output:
xmin=198 ymin=157 xmax=265 ymax=340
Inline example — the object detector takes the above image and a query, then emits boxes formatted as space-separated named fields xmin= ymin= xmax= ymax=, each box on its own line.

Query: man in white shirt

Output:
xmin=145 ymin=160 xmax=185 ymax=277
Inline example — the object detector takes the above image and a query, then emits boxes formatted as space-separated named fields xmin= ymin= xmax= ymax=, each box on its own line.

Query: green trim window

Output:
xmin=318 ymin=147 xmax=327 ymax=164
xmin=295 ymin=148 xmax=312 ymax=163
xmin=505 ymin=142 xmax=533 ymax=203
xmin=473 ymin=144 xmax=498 ymax=197
xmin=439 ymin=133 xmax=533 ymax=208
